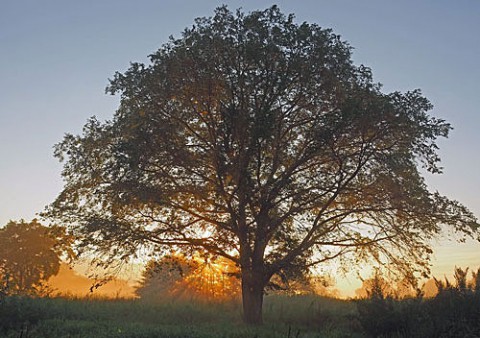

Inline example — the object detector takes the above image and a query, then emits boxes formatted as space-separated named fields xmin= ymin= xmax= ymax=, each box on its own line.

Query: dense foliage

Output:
xmin=46 ymin=5 xmax=478 ymax=323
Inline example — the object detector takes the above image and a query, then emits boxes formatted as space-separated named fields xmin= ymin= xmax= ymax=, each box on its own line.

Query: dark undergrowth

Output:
xmin=356 ymin=267 xmax=480 ymax=337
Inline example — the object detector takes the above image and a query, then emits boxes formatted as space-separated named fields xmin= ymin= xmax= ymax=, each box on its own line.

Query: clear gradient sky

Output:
xmin=1 ymin=0 xmax=479 ymax=293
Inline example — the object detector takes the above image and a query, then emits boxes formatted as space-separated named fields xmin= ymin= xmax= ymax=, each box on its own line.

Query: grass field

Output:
xmin=0 ymin=295 xmax=363 ymax=338
xmin=3 ymin=280 xmax=480 ymax=338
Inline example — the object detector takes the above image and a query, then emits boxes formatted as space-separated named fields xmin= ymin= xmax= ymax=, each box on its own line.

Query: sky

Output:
xmin=1 ymin=0 xmax=479 ymax=295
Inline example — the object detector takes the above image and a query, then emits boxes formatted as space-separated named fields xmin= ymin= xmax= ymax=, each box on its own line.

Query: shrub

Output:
xmin=356 ymin=267 xmax=480 ymax=337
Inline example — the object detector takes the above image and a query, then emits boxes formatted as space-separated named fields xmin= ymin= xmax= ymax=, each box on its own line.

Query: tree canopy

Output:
xmin=0 ymin=219 xmax=74 ymax=296
xmin=46 ymin=6 xmax=478 ymax=323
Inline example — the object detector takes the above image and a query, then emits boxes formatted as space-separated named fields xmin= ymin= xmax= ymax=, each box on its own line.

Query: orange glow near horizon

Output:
xmin=46 ymin=255 xmax=241 ymax=301
xmin=168 ymin=255 xmax=241 ymax=301
xmin=44 ymin=253 xmax=476 ymax=300
xmin=47 ymin=263 xmax=137 ymax=299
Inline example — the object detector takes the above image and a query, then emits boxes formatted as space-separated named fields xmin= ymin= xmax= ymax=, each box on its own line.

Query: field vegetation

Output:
xmin=1 ymin=6 xmax=479 ymax=336
xmin=0 ymin=294 xmax=360 ymax=338
xmin=2 ymin=267 xmax=480 ymax=337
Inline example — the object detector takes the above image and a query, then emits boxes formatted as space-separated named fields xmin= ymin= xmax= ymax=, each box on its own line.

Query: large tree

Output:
xmin=47 ymin=6 xmax=478 ymax=324
xmin=0 ymin=219 xmax=74 ymax=296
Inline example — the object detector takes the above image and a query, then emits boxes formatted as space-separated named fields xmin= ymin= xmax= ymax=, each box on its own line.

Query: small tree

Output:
xmin=0 ymin=219 xmax=74 ymax=296
xmin=137 ymin=253 xmax=240 ymax=301
xmin=136 ymin=254 xmax=199 ymax=300
xmin=46 ymin=6 xmax=478 ymax=323
xmin=356 ymin=270 xmax=391 ymax=300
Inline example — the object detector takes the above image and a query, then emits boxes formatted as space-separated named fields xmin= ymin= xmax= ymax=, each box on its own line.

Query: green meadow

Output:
xmin=3 ymin=270 xmax=480 ymax=338
xmin=1 ymin=295 xmax=360 ymax=338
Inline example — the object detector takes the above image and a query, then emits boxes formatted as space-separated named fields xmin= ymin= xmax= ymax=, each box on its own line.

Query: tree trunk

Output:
xmin=241 ymin=269 xmax=265 ymax=325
